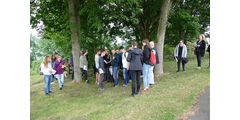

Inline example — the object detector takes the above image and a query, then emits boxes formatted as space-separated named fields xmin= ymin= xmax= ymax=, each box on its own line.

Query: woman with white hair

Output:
xmin=149 ymin=41 xmax=159 ymax=85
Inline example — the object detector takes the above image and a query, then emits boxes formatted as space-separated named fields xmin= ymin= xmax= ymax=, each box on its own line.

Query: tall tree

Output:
xmin=154 ymin=0 xmax=172 ymax=76
xmin=68 ymin=0 xmax=82 ymax=83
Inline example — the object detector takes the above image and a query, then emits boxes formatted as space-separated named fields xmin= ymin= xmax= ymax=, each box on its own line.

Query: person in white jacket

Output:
xmin=40 ymin=56 xmax=56 ymax=96
xmin=120 ymin=46 xmax=129 ymax=87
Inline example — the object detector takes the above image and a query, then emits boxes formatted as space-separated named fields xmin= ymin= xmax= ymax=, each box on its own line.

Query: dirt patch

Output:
xmin=31 ymin=81 xmax=41 ymax=86
xmin=177 ymin=84 xmax=209 ymax=120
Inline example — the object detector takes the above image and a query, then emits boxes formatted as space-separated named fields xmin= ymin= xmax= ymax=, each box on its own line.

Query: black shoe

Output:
xmin=135 ymin=92 xmax=139 ymax=95
xmin=45 ymin=93 xmax=49 ymax=96
xmin=60 ymin=87 xmax=62 ymax=90
xmin=131 ymin=94 xmax=135 ymax=97
xmin=176 ymin=70 xmax=180 ymax=72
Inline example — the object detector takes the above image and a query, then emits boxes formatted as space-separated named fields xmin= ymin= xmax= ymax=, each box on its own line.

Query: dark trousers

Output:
xmin=196 ymin=53 xmax=202 ymax=67
xmin=130 ymin=70 xmax=141 ymax=95
xmin=80 ymin=68 xmax=88 ymax=80
xmin=104 ymin=66 xmax=110 ymax=82
xmin=98 ymin=73 xmax=104 ymax=89
xmin=72 ymin=67 xmax=74 ymax=80
xmin=177 ymin=57 xmax=185 ymax=71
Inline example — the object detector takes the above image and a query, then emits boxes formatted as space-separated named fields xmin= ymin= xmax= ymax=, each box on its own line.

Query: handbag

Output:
xmin=182 ymin=58 xmax=189 ymax=64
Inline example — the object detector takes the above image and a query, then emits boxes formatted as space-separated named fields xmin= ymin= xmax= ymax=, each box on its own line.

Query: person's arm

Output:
xmin=126 ymin=52 xmax=131 ymax=70
xmin=174 ymin=46 xmax=177 ymax=57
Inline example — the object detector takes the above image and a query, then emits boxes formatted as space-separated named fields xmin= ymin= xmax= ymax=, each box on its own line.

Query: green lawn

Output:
xmin=30 ymin=57 xmax=210 ymax=120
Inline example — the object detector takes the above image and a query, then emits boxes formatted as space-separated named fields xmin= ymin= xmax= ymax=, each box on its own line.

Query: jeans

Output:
xmin=177 ymin=57 xmax=185 ymax=71
xmin=43 ymin=75 xmax=52 ymax=94
xmin=143 ymin=63 xmax=151 ymax=89
xmin=80 ymin=68 xmax=88 ymax=80
xmin=123 ymin=68 xmax=129 ymax=85
xmin=56 ymin=74 xmax=64 ymax=88
xmin=98 ymin=73 xmax=104 ymax=89
xmin=149 ymin=66 xmax=154 ymax=84
xmin=113 ymin=66 xmax=119 ymax=86
xmin=196 ymin=54 xmax=202 ymax=67
xmin=130 ymin=70 xmax=141 ymax=95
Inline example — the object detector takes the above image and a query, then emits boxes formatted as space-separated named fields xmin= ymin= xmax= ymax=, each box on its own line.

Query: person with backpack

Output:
xmin=149 ymin=41 xmax=159 ymax=85
xmin=54 ymin=55 xmax=65 ymax=90
xmin=194 ymin=34 xmax=206 ymax=69
xmin=120 ymin=46 xmax=129 ymax=87
xmin=79 ymin=50 xmax=89 ymax=84
xmin=142 ymin=39 xmax=152 ymax=93
xmin=127 ymin=42 xmax=143 ymax=97
xmin=111 ymin=48 xmax=120 ymax=87
xmin=40 ymin=56 xmax=56 ymax=96
xmin=174 ymin=40 xmax=188 ymax=72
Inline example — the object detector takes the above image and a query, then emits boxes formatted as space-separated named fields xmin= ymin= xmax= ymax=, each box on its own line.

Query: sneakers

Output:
xmin=45 ymin=93 xmax=49 ymax=96
xmin=98 ymin=88 xmax=104 ymax=91
xmin=130 ymin=94 xmax=135 ymax=97
xmin=113 ymin=85 xmax=118 ymax=88
xmin=122 ymin=84 xmax=127 ymax=87
xmin=85 ymin=80 xmax=90 ymax=84
xmin=60 ymin=87 xmax=62 ymax=90
xmin=141 ymin=88 xmax=148 ymax=93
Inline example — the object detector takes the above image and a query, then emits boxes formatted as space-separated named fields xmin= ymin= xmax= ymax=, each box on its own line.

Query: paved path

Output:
xmin=188 ymin=85 xmax=210 ymax=120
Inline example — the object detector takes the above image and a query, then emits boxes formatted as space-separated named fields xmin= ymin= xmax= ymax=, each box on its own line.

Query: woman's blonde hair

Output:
xmin=43 ymin=56 xmax=49 ymax=68
xmin=200 ymin=34 xmax=205 ymax=41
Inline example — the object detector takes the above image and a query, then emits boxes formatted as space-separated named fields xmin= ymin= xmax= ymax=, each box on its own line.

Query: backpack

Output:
xmin=149 ymin=49 xmax=156 ymax=65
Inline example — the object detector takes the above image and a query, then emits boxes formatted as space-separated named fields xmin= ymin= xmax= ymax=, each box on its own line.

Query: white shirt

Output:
xmin=95 ymin=54 xmax=100 ymax=69
xmin=122 ymin=52 xmax=128 ymax=68
xmin=40 ymin=63 xmax=54 ymax=75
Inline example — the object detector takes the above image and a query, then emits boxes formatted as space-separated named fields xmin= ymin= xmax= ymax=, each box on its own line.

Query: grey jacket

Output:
xmin=99 ymin=56 xmax=105 ymax=73
xmin=79 ymin=55 xmax=88 ymax=68
xmin=174 ymin=44 xmax=187 ymax=58
xmin=127 ymin=48 xmax=143 ymax=70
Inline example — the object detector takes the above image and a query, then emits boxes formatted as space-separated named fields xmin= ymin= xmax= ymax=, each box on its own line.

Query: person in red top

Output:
xmin=54 ymin=55 xmax=65 ymax=90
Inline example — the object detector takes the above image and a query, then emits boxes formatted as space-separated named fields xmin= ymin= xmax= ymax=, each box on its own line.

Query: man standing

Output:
xmin=111 ymin=48 xmax=120 ymax=87
xmin=120 ymin=46 xmax=129 ymax=87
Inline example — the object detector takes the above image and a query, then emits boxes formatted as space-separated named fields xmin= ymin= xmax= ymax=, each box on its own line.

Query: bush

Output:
xmin=31 ymin=58 xmax=43 ymax=75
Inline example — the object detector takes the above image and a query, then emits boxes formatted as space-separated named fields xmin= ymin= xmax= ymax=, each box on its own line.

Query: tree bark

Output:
xmin=154 ymin=0 xmax=172 ymax=76
xmin=68 ymin=0 xmax=82 ymax=83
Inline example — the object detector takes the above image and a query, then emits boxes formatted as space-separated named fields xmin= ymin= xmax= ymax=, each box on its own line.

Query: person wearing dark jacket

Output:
xmin=111 ymin=48 xmax=120 ymax=87
xmin=149 ymin=41 xmax=160 ymax=85
xmin=174 ymin=40 xmax=187 ymax=72
xmin=103 ymin=50 xmax=112 ymax=82
xmin=127 ymin=41 xmax=143 ymax=97
xmin=194 ymin=34 xmax=206 ymax=69
xmin=98 ymin=50 xmax=106 ymax=90
xmin=142 ymin=39 xmax=152 ymax=93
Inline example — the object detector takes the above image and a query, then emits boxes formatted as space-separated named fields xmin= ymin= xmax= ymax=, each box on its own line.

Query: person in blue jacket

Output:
xmin=111 ymin=48 xmax=120 ymax=87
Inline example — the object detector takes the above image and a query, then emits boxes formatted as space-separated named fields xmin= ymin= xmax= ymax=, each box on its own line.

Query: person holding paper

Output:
xmin=40 ymin=56 xmax=56 ymax=96
xmin=54 ymin=55 xmax=65 ymax=90
xmin=98 ymin=50 xmax=106 ymax=90
xmin=79 ymin=50 xmax=89 ymax=84
xmin=174 ymin=40 xmax=188 ymax=72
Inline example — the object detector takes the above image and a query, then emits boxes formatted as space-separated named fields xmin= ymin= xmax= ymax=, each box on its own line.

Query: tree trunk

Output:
xmin=68 ymin=0 xmax=82 ymax=83
xmin=154 ymin=0 xmax=172 ymax=76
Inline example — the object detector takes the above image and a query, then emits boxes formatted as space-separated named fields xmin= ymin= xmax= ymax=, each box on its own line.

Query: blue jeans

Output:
xmin=43 ymin=75 xmax=52 ymax=94
xmin=143 ymin=63 xmax=151 ymax=89
xmin=113 ymin=66 xmax=119 ymax=86
xmin=56 ymin=74 xmax=64 ymax=88
xmin=123 ymin=68 xmax=129 ymax=85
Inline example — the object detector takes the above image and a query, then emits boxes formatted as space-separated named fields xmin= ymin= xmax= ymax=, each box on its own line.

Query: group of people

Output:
xmin=40 ymin=34 xmax=210 ymax=97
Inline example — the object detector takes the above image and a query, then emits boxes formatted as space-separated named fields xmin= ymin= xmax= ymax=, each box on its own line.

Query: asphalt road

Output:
xmin=188 ymin=85 xmax=210 ymax=120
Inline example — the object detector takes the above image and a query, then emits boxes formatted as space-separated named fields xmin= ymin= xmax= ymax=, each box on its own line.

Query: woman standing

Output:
xmin=174 ymin=40 xmax=188 ymax=72
xmin=194 ymin=34 xmax=206 ymax=69
xmin=50 ymin=54 xmax=56 ymax=84
xmin=54 ymin=55 xmax=65 ymax=90
xmin=79 ymin=50 xmax=89 ymax=84
xmin=142 ymin=39 xmax=151 ymax=93
xmin=40 ymin=56 xmax=55 ymax=96
xmin=127 ymin=41 xmax=143 ymax=97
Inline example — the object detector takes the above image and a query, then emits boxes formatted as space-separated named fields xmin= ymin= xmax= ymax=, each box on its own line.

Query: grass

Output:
xmin=30 ymin=56 xmax=210 ymax=120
